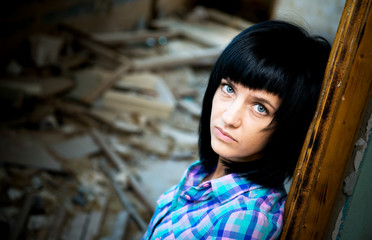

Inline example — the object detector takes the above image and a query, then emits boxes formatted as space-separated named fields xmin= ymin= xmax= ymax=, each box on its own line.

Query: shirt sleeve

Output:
xmin=209 ymin=209 xmax=281 ymax=240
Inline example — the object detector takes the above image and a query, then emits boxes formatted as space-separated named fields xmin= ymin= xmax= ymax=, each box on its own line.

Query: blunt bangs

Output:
xmin=213 ymin=21 xmax=316 ymax=99
xmin=215 ymin=40 xmax=293 ymax=98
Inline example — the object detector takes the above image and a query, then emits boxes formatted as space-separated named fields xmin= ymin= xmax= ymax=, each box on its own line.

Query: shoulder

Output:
xmin=241 ymin=186 xmax=286 ymax=226
xmin=213 ymin=174 xmax=286 ymax=217
xmin=210 ymin=208 xmax=281 ymax=239
xmin=247 ymin=186 xmax=286 ymax=213
xmin=210 ymin=187 xmax=286 ymax=239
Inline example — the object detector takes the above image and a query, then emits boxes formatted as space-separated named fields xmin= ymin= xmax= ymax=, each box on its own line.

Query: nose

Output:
xmin=222 ymin=100 xmax=243 ymax=128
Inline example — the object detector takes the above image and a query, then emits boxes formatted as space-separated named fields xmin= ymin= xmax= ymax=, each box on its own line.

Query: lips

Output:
xmin=215 ymin=127 xmax=237 ymax=142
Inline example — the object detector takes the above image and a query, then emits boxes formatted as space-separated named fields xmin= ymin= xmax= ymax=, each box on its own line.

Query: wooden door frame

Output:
xmin=280 ymin=0 xmax=372 ymax=239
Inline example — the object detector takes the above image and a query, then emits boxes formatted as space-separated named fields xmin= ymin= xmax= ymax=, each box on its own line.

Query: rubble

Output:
xmin=49 ymin=134 xmax=100 ymax=161
xmin=0 ymin=6 xmax=254 ymax=240
xmin=102 ymin=74 xmax=175 ymax=119
xmin=29 ymin=34 xmax=65 ymax=68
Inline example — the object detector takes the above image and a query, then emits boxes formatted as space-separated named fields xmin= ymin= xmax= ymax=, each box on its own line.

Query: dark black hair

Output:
xmin=198 ymin=20 xmax=331 ymax=188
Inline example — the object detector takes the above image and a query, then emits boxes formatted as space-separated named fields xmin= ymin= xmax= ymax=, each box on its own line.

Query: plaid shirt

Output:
xmin=143 ymin=160 xmax=286 ymax=240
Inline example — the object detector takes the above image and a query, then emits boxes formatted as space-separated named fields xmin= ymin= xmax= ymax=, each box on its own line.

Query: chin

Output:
xmin=212 ymin=148 xmax=242 ymax=161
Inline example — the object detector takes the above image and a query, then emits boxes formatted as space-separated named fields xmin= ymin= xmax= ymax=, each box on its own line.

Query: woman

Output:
xmin=143 ymin=20 xmax=331 ymax=239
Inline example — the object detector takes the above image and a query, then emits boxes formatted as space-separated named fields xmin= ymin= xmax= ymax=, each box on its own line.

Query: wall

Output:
xmin=337 ymin=122 xmax=372 ymax=239
xmin=194 ymin=0 xmax=275 ymax=23
xmin=331 ymin=102 xmax=372 ymax=239
xmin=272 ymin=0 xmax=346 ymax=43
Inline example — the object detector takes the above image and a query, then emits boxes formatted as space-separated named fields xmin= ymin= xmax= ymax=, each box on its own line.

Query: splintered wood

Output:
xmin=114 ymin=72 xmax=158 ymax=92
xmin=0 ymin=77 xmax=74 ymax=98
xmin=103 ymin=72 xmax=176 ymax=119
xmin=29 ymin=34 xmax=64 ymax=67
xmin=68 ymin=65 xmax=129 ymax=105
xmin=151 ymin=18 xmax=239 ymax=47
xmin=91 ymin=30 xmax=180 ymax=46
xmin=0 ymin=133 xmax=62 ymax=171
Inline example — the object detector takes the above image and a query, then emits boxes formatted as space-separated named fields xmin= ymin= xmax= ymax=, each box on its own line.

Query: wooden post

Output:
xmin=280 ymin=0 xmax=372 ymax=239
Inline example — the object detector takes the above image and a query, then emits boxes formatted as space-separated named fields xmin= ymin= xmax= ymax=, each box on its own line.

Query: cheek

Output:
xmin=239 ymin=126 xmax=274 ymax=151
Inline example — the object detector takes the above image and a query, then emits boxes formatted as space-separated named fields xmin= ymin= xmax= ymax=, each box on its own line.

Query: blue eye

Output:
xmin=223 ymin=84 xmax=234 ymax=94
xmin=254 ymin=104 xmax=267 ymax=114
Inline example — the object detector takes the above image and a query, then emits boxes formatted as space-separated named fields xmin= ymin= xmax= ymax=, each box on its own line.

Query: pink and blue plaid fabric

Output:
xmin=143 ymin=160 xmax=286 ymax=240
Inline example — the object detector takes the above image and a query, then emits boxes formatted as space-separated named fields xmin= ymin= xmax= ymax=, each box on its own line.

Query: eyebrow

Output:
xmin=222 ymin=78 xmax=233 ymax=85
xmin=252 ymin=96 xmax=279 ymax=112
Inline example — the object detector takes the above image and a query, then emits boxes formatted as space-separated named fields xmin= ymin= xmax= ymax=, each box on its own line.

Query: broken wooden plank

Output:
xmin=113 ymin=120 xmax=143 ymax=135
xmin=58 ymin=53 xmax=90 ymax=72
xmin=110 ymin=139 xmax=132 ymax=158
xmin=0 ymin=79 xmax=41 ymax=95
xmin=0 ymin=133 xmax=62 ymax=172
xmin=78 ymin=38 xmax=130 ymax=64
xmin=68 ymin=65 xmax=128 ymax=105
xmin=54 ymin=99 xmax=88 ymax=115
xmin=60 ymin=23 xmax=131 ymax=65
xmin=159 ymin=67 xmax=200 ymax=99
xmin=92 ymin=30 xmax=179 ymax=46
xmin=178 ymin=98 xmax=202 ymax=117
xmin=0 ymin=77 xmax=74 ymax=98
xmin=103 ymin=90 xmax=173 ymax=119
xmin=130 ymin=46 xmax=223 ymax=71
xmin=9 ymin=194 xmax=36 ymax=240
xmin=90 ymin=128 xmax=126 ymax=171
xmin=99 ymin=160 xmax=147 ymax=232
xmin=82 ymin=195 xmax=108 ymax=240
xmin=152 ymin=18 xmax=239 ymax=47
xmin=114 ymin=72 xmax=158 ymax=93
xmin=27 ymin=215 xmax=50 ymax=238
xmin=126 ymin=172 xmax=157 ymax=212
xmin=103 ymin=75 xmax=175 ymax=119
xmin=110 ymin=211 xmax=130 ymax=240
xmin=29 ymin=34 xmax=64 ymax=67
xmin=53 ymin=99 xmax=102 ymax=128
xmin=81 ymin=65 xmax=128 ymax=105
xmin=160 ymin=124 xmax=198 ymax=149
xmin=64 ymin=213 xmax=89 ymax=240
xmin=90 ymin=129 xmax=155 ymax=214
xmin=49 ymin=134 xmax=100 ymax=160
xmin=201 ymin=7 xmax=254 ymax=30
xmin=45 ymin=207 xmax=67 ymax=240
xmin=130 ymin=132 xmax=172 ymax=157
xmin=89 ymin=108 xmax=143 ymax=134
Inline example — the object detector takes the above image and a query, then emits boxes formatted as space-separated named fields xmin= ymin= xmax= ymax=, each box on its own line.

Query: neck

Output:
xmin=204 ymin=158 xmax=226 ymax=181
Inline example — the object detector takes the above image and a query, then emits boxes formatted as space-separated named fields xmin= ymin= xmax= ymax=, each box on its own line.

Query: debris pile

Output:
xmin=0 ymin=6 xmax=253 ymax=240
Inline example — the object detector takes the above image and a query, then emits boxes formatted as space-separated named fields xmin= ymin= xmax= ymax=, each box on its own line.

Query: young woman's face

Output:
xmin=210 ymin=78 xmax=281 ymax=162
